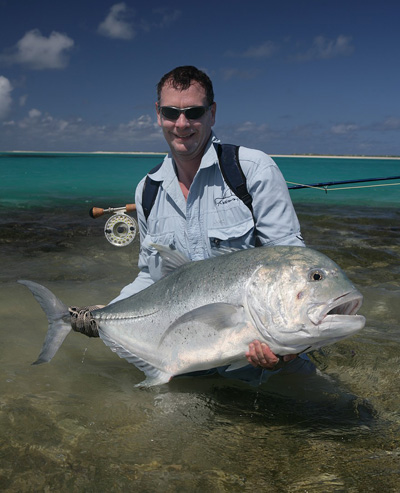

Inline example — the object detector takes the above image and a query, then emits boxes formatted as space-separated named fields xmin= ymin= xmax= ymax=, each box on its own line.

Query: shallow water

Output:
xmin=1 ymin=203 xmax=400 ymax=491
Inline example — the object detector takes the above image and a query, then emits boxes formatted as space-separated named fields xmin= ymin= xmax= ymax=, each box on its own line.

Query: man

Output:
xmin=74 ymin=65 xmax=314 ymax=384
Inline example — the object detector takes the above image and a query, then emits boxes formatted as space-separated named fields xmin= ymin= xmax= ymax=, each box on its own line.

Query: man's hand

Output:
xmin=246 ymin=340 xmax=297 ymax=369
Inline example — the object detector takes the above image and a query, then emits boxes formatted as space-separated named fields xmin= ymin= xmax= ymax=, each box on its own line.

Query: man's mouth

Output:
xmin=174 ymin=132 xmax=195 ymax=140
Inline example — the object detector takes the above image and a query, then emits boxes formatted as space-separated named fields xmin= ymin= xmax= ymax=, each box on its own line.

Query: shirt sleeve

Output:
xmin=239 ymin=148 xmax=305 ymax=247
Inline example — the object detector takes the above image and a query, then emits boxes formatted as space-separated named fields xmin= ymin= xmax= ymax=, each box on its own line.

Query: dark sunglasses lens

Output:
xmin=161 ymin=106 xmax=208 ymax=120
xmin=161 ymin=107 xmax=180 ymax=119
xmin=184 ymin=107 xmax=206 ymax=119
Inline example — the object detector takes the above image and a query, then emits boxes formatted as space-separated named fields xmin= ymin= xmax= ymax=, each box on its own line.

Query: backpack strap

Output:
xmin=213 ymin=143 xmax=253 ymax=214
xmin=142 ymin=162 xmax=163 ymax=221
xmin=215 ymin=143 xmax=261 ymax=246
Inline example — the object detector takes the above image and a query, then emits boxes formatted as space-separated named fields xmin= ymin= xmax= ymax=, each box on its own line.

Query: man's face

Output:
xmin=156 ymin=81 xmax=216 ymax=163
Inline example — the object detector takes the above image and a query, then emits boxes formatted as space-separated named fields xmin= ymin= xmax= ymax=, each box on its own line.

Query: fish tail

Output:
xmin=18 ymin=280 xmax=72 ymax=365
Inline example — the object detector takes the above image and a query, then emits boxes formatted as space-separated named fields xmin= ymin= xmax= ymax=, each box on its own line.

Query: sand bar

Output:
xmin=3 ymin=150 xmax=400 ymax=159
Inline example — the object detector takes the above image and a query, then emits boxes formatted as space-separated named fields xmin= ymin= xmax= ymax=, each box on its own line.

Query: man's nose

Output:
xmin=175 ymin=112 xmax=190 ymax=127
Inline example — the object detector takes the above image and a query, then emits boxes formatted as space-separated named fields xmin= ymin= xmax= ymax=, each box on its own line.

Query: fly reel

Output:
xmin=90 ymin=204 xmax=138 ymax=247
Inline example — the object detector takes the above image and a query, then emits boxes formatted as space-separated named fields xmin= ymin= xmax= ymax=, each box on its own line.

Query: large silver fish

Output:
xmin=19 ymin=245 xmax=365 ymax=386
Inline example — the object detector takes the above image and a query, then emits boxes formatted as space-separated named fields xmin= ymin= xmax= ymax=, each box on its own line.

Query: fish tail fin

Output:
xmin=18 ymin=280 xmax=72 ymax=365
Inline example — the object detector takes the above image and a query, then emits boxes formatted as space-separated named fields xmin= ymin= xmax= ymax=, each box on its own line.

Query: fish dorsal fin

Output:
xmin=151 ymin=243 xmax=191 ymax=276
xmin=211 ymin=246 xmax=241 ymax=257
xmin=98 ymin=330 xmax=172 ymax=387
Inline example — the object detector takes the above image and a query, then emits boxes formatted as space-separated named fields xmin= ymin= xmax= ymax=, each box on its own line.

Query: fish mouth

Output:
xmin=308 ymin=291 xmax=365 ymax=333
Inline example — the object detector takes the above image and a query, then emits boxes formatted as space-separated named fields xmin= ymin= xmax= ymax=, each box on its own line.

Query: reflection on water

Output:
xmin=1 ymin=204 xmax=400 ymax=491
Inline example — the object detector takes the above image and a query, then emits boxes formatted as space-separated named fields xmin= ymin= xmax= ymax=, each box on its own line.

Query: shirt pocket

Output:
xmin=140 ymin=231 xmax=176 ymax=281
xmin=208 ymin=217 xmax=255 ymax=253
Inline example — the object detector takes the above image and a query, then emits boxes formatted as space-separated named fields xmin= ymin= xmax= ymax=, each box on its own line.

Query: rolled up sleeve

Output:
xmin=239 ymin=148 xmax=305 ymax=247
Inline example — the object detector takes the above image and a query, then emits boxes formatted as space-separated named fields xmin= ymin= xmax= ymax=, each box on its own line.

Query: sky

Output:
xmin=0 ymin=0 xmax=399 ymax=155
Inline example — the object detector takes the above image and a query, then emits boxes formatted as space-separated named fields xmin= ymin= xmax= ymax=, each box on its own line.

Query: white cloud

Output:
xmin=120 ymin=114 xmax=155 ymax=130
xmin=226 ymin=41 xmax=278 ymax=59
xmin=152 ymin=8 xmax=182 ymax=27
xmin=2 ymin=110 xmax=400 ymax=155
xmin=1 ymin=110 xmax=163 ymax=151
xmin=331 ymin=123 xmax=358 ymax=134
xmin=19 ymin=94 xmax=28 ymax=107
xmin=380 ymin=117 xmax=400 ymax=131
xmin=98 ymin=3 xmax=135 ymax=40
xmin=0 ymin=76 xmax=13 ymax=119
xmin=296 ymin=35 xmax=354 ymax=61
xmin=28 ymin=108 xmax=42 ymax=119
xmin=0 ymin=30 xmax=74 ymax=70
xmin=220 ymin=68 xmax=260 ymax=81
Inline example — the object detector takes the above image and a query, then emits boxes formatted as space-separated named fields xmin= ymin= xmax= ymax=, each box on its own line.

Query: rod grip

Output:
xmin=125 ymin=204 xmax=137 ymax=212
xmin=89 ymin=207 xmax=104 ymax=219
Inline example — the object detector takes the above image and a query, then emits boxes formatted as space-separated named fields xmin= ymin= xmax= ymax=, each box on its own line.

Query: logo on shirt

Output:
xmin=215 ymin=190 xmax=239 ymax=206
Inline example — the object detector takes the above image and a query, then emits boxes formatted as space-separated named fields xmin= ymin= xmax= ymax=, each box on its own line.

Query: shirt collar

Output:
xmin=148 ymin=132 xmax=220 ymax=183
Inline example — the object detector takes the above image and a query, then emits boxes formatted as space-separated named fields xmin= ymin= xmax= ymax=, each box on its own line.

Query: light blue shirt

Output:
xmin=111 ymin=134 xmax=304 ymax=303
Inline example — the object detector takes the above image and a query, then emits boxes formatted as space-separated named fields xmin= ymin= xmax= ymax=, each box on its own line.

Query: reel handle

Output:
xmin=89 ymin=204 xmax=136 ymax=219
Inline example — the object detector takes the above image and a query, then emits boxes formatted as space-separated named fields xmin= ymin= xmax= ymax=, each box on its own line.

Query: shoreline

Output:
xmin=1 ymin=150 xmax=400 ymax=159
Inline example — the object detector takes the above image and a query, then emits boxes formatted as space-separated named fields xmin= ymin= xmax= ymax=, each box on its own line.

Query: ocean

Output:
xmin=1 ymin=151 xmax=399 ymax=209
xmin=1 ymin=152 xmax=400 ymax=491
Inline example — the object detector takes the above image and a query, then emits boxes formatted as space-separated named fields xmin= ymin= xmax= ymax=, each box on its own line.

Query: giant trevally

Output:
xmin=19 ymin=245 xmax=365 ymax=386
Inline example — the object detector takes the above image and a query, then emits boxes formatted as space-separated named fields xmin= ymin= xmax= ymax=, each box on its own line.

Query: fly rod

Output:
xmin=287 ymin=175 xmax=400 ymax=190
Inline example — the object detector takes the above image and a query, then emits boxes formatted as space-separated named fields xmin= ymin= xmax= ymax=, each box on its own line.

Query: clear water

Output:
xmin=0 ymin=153 xmax=399 ymax=491
xmin=1 ymin=152 xmax=399 ymax=209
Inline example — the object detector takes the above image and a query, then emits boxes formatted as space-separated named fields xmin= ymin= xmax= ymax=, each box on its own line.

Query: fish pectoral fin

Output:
xmin=99 ymin=332 xmax=172 ymax=387
xmin=159 ymin=303 xmax=245 ymax=347
xmin=225 ymin=359 xmax=249 ymax=372
xmin=150 ymin=243 xmax=190 ymax=276
xmin=178 ymin=303 xmax=245 ymax=328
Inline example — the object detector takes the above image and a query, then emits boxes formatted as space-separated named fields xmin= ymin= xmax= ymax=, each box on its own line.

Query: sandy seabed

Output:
xmin=1 ymin=203 xmax=400 ymax=492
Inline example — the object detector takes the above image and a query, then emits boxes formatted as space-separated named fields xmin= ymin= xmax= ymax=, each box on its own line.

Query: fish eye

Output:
xmin=308 ymin=269 xmax=324 ymax=282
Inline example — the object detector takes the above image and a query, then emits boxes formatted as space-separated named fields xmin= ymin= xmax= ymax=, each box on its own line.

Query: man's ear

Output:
xmin=155 ymin=102 xmax=162 ymax=127
xmin=210 ymin=102 xmax=217 ymax=126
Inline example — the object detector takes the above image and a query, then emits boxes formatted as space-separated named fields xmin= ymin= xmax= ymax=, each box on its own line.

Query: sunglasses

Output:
xmin=159 ymin=105 xmax=211 ymax=121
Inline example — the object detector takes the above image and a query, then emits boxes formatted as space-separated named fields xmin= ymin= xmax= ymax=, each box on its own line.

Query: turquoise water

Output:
xmin=0 ymin=152 xmax=164 ymax=209
xmin=1 ymin=152 xmax=399 ymax=209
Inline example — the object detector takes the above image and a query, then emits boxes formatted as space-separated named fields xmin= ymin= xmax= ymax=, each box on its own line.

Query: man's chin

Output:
xmin=171 ymin=141 xmax=197 ymax=155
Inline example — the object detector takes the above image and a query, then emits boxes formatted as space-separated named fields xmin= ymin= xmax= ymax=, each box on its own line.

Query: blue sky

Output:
xmin=0 ymin=0 xmax=399 ymax=155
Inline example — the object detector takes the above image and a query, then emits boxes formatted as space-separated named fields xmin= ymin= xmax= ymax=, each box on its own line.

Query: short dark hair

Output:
xmin=157 ymin=66 xmax=214 ymax=106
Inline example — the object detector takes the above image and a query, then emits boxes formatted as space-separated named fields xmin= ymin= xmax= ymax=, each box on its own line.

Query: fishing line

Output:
xmin=319 ymin=182 xmax=400 ymax=192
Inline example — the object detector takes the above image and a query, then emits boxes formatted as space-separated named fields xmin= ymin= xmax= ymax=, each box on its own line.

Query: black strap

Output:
xmin=215 ymin=143 xmax=261 ymax=246
xmin=142 ymin=162 xmax=162 ymax=221
xmin=214 ymin=143 xmax=253 ymax=213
